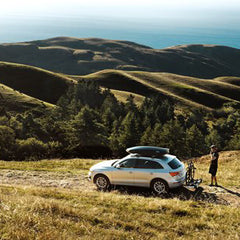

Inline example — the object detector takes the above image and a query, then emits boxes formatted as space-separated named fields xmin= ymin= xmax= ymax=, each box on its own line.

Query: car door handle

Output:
xmin=150 ymin=172 xmax=153 ymax=175
xmin=129 ymin=171 xmax=133 ymax=174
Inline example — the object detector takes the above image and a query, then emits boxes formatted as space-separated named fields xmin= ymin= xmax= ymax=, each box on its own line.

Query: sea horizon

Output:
xmin=1 ymin=16 xmax=240 ymax=49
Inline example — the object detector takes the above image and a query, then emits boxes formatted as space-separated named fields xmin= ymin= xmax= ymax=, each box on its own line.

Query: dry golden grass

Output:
xmin=0 ymin=184 xmax=239 ymax=240
xmin=110 ymin=89 xmax=145 ymax=106
xmin=0 ymin=152 xmax=239 ymax=239
xmin=194 ymin=150 xmax=240 ymax=188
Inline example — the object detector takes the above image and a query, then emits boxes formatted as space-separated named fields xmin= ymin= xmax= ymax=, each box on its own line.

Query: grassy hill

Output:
xmin=215 ymin=76 xmax=240 ymax=87
xmin=0 ymin=62 xmax=145 ymax=112
xmin=110 ymin=89 xmax=145 ymax=106
xmin=73 ymin=70 xmax=240 ymax=110
xmin=1 ymin=61 xmax=240 ymax=111
xmin=0 ymin=62 xmax=76 ymax=105
xmin=0 ymin=62 xmax=145 ymax=110
xmin=0 ymin=83 xmax=54 ymax=112
xmin=1 ymin=37 xmax=240 ymax=78
xmin=0 ymin=151 xmax=239 ymax=239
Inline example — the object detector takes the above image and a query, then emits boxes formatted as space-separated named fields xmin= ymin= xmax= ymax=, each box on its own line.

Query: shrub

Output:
xmin=0 ymin=125 xmax=15 ymax=160
xmin=16 ymin=138 xmax=48 ymax=160
xmin=47 ymin=141 xmax=63 ymax=158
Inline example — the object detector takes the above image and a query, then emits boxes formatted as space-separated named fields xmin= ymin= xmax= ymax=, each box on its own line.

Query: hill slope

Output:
xmin=1 ymin=62 xmax=240 ymax=111
xmin=0 ymin=83 xmax=53 ymax=112
xmin=0 ymin=62 xmax=75 ymax=104
xmin=75 ymin=70 xmax=240 ymax=110
xmin=1 ymin=37 xmax=240 ymax=78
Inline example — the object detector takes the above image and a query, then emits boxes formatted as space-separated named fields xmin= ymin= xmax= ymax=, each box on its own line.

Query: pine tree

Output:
xmin=205 ymin=129 xmax=224 ymax=150
xmin=109 ymin=119 xmax=122 ymax=156
xmin=140 ymin=126 xmax=153 ymax=145
xmin=118 ymin=111 xmax=141 ymax=150
xmin=186 ymin=124 xmax=206 ymax=157
xmin=125 ymin=95 xmax=138 ymax=113
xmin=150 ymin=123 xmax=163 ymax=147
xmin=69 ymin=106 xmax=108 ymax=147
xmin=226 ymin=128 xmax=240 ymax=150
xmin=0 ymin=125 xmax=15 ymax=160
xmin=160 ymin=120 xmax=187 ymax=157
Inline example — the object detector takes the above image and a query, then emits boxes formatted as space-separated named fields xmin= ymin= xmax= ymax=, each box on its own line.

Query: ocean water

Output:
xmin=0 ymin=17 xmax=240 ymax=49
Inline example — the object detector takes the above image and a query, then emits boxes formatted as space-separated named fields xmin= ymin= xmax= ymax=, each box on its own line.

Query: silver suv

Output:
xmin=88 ymin=152 xmax=186 ymax=194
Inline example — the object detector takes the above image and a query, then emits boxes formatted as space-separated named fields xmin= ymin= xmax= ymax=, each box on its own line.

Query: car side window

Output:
xmin=119 ymin=159 xmax=136 ymax=168
xmin=135 ymin=159 xmax=164 ymax=169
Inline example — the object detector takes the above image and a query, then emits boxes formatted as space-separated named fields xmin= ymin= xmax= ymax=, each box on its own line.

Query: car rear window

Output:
xmin=168 ymin=158 xmax=182 ymax=169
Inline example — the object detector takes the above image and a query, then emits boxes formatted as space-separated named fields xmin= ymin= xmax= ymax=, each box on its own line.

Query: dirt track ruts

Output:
xmin=0 ymin=169 xmax=239 ymax=207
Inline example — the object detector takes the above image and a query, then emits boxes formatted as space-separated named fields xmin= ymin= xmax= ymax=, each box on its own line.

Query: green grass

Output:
xmin=0 ymin=158 xmax=100 ymax=173
xmin=0 ymin=83 xmax=54 ymax=112
xmin=72 ymin=69 xmax=240 ymax=110
xmin=110 ymin=89 xmax=145 ymax=106
xmin=0 ymin=62 xmax=76 ymax=105
xmin=0 ymin=151 xmax=239 ymax=239
xmin=1 ymin=62 xmax=240 ymax=112
xmin=215 ymin=76 xmax=240 ymax=87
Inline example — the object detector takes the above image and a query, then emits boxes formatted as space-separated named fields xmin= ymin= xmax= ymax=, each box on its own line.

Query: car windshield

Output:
xmin=111 ymin=160 xmax=120 ymax=166
xmin=168 ymin=158 xmax=182 ymax=169
xmin=112 ymin=155 xmax=132 ymax=166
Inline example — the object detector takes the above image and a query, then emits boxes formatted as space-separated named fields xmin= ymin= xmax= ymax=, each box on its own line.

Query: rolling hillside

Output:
xmin=1 ymin=37 xmax=240 ymax=78
xmin=0 ymin=62 xmax=145 ymax=111
xmin=1 ymin=61 xmax=240 ymax=111
xmin=215 ymin=76 xmax=240 ymax=87
xmin=110 ymin=90 xmax=145 ymax=106
xmin=74 ymin=70 xmax=240 ymax=110
xmin=0 ymin=83 xmax=54 ymax=112
xmin=0 ymin=62 xmax=75 ymax=104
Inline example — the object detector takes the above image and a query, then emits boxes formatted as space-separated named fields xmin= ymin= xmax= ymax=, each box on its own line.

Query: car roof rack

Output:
xmin=127 ymin=146 xmax=169 ymax=158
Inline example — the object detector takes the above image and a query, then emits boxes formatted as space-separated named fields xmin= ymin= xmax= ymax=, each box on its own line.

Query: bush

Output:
xmin=47 ymin=141 xmax=63 ymax=158
xmin=0 ymin=125 xmax=15 ymax=160
xmin=16 ymin=138 xmax=48 ymax=160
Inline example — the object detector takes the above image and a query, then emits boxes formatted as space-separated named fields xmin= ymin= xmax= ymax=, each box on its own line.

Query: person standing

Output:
xmin=209 ymin=145 xmax=219 ymax=186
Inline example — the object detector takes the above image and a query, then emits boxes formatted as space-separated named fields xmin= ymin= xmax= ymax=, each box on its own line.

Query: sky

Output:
xmin=0 ymin=0 xmax=240 ymax=47
xmin=1 ymin=0 xmax=239 ymax=19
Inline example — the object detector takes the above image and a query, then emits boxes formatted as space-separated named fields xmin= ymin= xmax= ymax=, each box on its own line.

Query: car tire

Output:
xmin=94 ymin=175 xmax=110 ymax=191
xmin=151 ymin=179 xmax=169 ymax=195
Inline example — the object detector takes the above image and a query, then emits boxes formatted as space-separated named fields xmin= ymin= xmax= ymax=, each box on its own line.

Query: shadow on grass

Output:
xmin=218 ymin=185 xmax=240 ymax=198
xmin=107 ymin=185 xmax=228 ymax=205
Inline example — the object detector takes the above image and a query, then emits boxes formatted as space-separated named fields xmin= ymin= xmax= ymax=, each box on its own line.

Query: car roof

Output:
xmin=124 ymin=154 xmax=176 ymax=163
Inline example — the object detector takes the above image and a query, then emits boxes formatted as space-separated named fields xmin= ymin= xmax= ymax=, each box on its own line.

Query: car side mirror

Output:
xmin=115 ymin=164 xmax=121 ymax=169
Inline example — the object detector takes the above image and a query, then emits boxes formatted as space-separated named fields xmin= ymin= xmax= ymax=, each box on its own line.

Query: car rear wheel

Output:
xmin=95 ymin=175 xmax=110 ymax=191
xmin=151 ymin=179 xmax=169 ymax=195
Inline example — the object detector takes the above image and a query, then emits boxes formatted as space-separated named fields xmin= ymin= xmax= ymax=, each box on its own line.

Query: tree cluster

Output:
xmin=1 ymin=81 xmax=240 ymax=161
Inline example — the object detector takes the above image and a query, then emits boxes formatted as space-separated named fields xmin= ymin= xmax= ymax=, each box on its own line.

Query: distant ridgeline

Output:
xmin=0 ymin=37 xmax=240 ymax=78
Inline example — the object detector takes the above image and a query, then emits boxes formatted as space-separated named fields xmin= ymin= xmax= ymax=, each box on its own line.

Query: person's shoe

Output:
xmin=215 ymin=183 xmax=219 ymax=187
xmin=209 ymin=184 xmax=214 ymax=187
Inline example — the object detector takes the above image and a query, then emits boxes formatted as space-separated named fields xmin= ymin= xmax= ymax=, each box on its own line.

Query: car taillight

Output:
xmin=169 ymin=172 xmax=180 ymax=177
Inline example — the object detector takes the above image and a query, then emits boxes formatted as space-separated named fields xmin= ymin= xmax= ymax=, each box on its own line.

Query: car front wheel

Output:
xmin=151 ymin=179 xmax=169 ymax=195
xmin=95 ymin=175 xmax=110 ymax=191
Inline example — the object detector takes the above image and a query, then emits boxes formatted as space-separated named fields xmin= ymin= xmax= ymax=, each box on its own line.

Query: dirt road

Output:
xmin=0 ymin=169 xmax=239 ymax=207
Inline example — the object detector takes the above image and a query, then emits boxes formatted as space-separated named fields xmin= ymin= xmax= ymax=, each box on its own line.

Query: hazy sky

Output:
xmin=1 ymin=0 xmax=240 ymax=47
xmin=1 ymin=0 xmax=240 ymax=21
